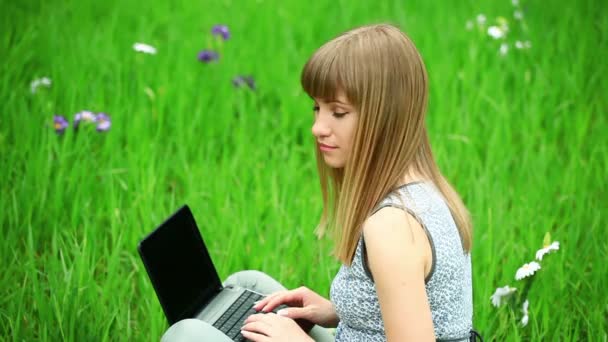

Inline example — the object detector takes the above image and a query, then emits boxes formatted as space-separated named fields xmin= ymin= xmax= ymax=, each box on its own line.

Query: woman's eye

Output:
xmin=312 ymin=105 xmax=348 ymax=118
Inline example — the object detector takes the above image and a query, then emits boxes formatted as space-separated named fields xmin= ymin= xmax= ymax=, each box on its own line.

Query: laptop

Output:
xmin=137 ymin=205 xmax=287 ymax=341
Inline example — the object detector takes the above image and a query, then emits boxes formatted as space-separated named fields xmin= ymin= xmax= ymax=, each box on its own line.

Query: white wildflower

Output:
xmin=514 ymin=10 xmax=524 ymax=20
xmin=30 ymin=77 xmax=52 ymax=94
xmin=74 ymin=110 xmax=97 ymax=128
xmin=499 ymin=43 xmax=509 ymax=56
xmin=133 ymin=42 xmax=157 ymax=55
xmin=487 ymin=26 xmax=506 ymax=39
xmin=490 ymin=285 xmax=517 ymax=307
xmin=75 ymin=110 xmax=96 ymax=122
xmin=521 ymin=299 xmax=529 ymax=326
xmin=515 ymin=261 xmax=541 ymax=280
xmin=512 ymin=0 xmax=519 ymax=6
xmin=476 ymin=14 xmax=487 ymax=25
xmin=515 ymin=40 xmax=524 ymax=49
xmin=466 ymin=20 xmax=474 ymax=30
xmin=536 ymin=241 xmax=560 ymax=260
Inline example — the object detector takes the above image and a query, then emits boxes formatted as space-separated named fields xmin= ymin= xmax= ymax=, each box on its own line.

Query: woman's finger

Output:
xmin=240 ymin=329 xmax=270 ymax=342
xmin=253 ymin=291 xmax=286 ymax=311
xmin=276 ymin=306 xmax=313 ymax=320
xmin=244 ymin=313 xmax=270 ymax=324
xmin=242 ymin=320 xmax=273 ymax=336
xmin=260 ymin=291 xmax=300 ymax=312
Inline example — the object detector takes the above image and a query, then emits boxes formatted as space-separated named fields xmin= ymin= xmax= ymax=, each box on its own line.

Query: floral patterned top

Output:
xmin=330 ymin=182 xmax=473 ymax=341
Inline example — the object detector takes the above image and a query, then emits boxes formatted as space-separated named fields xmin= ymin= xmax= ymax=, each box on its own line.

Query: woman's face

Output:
xmin=311 ymin=92 xmax=358 ymax=168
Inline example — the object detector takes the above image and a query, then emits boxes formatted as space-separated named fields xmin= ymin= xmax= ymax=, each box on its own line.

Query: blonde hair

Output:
xmin=301 ymin=23 xmax=472 ymax=264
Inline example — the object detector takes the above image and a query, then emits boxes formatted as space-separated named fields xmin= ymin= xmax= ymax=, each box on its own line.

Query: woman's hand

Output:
xmin=241 ymin=313 xmax=313 ymax=342
xmin=253 ymin=286 xmax=339 ymax=328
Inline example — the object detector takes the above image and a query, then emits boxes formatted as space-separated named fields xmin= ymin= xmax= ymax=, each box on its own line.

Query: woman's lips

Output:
xmin=318 ymin=143 xmax=337 ymax=152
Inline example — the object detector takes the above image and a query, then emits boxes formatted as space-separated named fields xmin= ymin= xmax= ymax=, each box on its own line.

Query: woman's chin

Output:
xmin=322 ymin=156 xmax=345 ymax=169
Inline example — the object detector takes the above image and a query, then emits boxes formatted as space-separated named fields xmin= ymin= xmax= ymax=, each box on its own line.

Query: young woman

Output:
xmin=162 ymin=23 xmax=476 ymax=342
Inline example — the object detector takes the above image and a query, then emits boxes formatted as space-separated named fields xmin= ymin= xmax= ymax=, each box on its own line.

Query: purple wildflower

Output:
xmin=95 ymin=113 xmax=111 ymax=132
xmin=197 ymin=50 xmax=219 ymax=63
xmin=74 ymin=110 xmax=96 ymax=129
xmin=211 ymin=25 xmax=230 ymax=40
xmin=53 ymin=115 xmax=69 ymax=134
xmin=232 ymin=75 xmax=256 ymax=90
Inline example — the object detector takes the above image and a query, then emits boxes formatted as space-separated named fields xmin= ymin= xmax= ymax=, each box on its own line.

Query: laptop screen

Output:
xmin=138 ymin=205 xmax=222 ymax=324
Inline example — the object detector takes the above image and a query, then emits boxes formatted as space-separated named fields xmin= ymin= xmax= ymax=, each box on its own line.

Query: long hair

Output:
xmin=301 ymin=24 xmax=472 ymax=265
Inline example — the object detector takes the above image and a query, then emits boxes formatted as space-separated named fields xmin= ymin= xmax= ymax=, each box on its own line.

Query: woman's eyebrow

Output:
xmin=330 ymin=100 xmax=351 ymax=107
xmin=313 ymin=97 xmax=351 ymax=107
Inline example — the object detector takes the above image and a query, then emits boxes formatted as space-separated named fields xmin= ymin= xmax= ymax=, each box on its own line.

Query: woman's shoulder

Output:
xmin=372 ymin=181 xmax=437 ymax=214
xmin=365 ymin=205 xmax=420 ymax=234
xmin=363 ymin=205 xmax=433 ymax=275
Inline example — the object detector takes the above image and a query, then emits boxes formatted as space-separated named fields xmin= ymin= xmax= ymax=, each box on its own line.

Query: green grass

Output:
xmin=1 ymin=0 xmax=606 ymax=340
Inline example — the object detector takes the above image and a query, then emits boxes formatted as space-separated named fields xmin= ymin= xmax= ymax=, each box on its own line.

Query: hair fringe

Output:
xmin=303 ymin=24 xmax=472 ymax=265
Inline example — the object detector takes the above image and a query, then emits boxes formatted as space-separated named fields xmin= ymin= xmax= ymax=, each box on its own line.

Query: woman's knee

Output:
xmin=161 ymin=319 xmax=231 ymax=342
xmin=223 ymin=270 xmax=286 ymax=294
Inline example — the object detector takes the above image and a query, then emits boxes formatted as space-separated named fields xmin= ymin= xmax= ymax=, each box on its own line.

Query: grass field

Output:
xmin=1 ymin=0 xmax=606 ymax=340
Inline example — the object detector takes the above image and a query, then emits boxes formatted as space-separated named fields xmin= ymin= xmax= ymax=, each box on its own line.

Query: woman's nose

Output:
xmin=311 ymin=115 xmax=331 ymax=138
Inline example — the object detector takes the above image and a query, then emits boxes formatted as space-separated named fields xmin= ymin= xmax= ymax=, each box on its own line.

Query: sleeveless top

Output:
xmin=329 ymin=182 xmax=473 ymax=341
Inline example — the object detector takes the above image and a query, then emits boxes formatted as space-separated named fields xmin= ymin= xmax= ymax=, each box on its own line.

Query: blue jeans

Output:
xmin=161 ymin=270 xmax=334 ymax=342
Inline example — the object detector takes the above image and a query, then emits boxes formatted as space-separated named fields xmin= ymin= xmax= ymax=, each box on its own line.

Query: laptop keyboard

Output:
xmin=212 ymin=290 xmax=287 ymax=342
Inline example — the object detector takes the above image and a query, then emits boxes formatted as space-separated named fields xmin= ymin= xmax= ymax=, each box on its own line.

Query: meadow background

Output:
xmin=1 ymin=0 xmax=606 ymax=340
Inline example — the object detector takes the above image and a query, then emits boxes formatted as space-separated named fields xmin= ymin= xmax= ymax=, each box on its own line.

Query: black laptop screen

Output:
xmin=138 ymin=205 xmax=222 ymax=324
